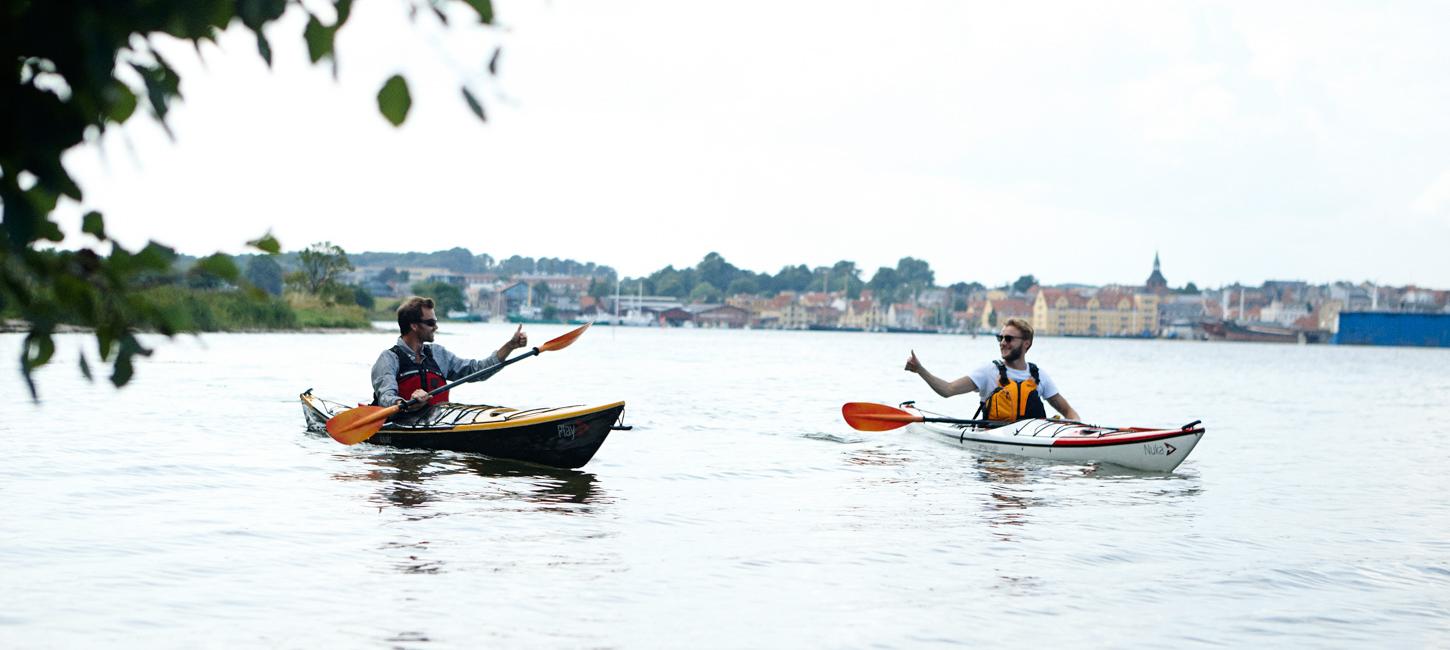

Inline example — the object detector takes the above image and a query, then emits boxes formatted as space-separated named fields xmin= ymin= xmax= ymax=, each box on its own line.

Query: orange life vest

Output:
xmin=977 ymin=361 xmax=1046 ymax=422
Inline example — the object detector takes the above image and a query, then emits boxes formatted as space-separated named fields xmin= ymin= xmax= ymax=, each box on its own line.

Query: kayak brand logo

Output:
xmin=557 ymin=421 xmax=592 ymax=442
xmin=553 ymin=420 xmax=582 ymax=441
xmin=1143 ymin=442 xmax=1178 ymax=456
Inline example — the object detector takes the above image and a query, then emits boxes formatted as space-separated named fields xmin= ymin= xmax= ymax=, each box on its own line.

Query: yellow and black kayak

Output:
xmin=300 ymin=390 xmax=627 ymax=469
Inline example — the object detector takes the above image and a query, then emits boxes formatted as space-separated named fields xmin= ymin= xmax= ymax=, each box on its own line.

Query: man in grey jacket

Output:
xmin=371 ymin=296 xmax=528 ymax=409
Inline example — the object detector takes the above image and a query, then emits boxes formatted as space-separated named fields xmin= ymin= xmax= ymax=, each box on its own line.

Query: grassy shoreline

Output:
xmin=0 ymin=319 xmax=383 ymax=335
xmin=1 ymin=289 xmax=376 ymax=334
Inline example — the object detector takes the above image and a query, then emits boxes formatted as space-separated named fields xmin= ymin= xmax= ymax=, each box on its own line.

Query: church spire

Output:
xmin=1145 ymin=251 xmax=1168 ymax=293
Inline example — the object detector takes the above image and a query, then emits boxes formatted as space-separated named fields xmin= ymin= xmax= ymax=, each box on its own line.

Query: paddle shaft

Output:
xmin=400 ymin=347 xmax=539 ymax=408
xmin=922 ymin=416 xmax=1006 ymax=427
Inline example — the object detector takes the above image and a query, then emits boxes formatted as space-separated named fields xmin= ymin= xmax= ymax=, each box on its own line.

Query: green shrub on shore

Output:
xmin=285 ymin=293 xmax=372 ymax=329
xmin=5 ymin=287 xmax=374 ymax=332
xmin=138 ymin=287 xmax=299 ymax=331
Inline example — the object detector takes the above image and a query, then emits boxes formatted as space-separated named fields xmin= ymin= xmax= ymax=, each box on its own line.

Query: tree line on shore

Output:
xmin=230 ymin=246 xmax=1008 ymax=307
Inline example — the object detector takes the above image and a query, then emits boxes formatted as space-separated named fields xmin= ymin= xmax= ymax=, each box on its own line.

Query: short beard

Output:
xmin=1001 ymin=347 xmax=1023 ymax=362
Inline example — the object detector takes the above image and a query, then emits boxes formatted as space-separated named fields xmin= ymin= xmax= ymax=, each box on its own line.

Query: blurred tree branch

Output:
xmin=1 ymin=0 xmax=497 ymax=398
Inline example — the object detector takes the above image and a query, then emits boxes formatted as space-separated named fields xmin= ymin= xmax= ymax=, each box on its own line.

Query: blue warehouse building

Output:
xmin=1335 ymin=312 xmax=1450 ymax=348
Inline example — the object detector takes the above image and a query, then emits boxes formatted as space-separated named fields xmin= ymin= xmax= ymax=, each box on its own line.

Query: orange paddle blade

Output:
xmin=538 ymin=322 xmax=590 ymax=353
xmin=841 ymin=402 xmax=923 ymax=432
xmin=325 ymin=404 xmax=400 ymax=445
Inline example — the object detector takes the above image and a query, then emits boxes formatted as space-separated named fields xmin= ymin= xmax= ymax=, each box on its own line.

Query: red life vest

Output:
xmin=392 ymin=346 xmax=450 ymax=406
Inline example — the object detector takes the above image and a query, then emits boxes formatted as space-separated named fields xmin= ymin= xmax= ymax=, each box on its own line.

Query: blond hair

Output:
xmin=1002 ymin=317 xmax=1034 ymax=340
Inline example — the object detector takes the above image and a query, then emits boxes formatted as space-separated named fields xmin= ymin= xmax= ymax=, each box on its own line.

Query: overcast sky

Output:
xmin=56 ymin=0 xmax=1450 ymax=289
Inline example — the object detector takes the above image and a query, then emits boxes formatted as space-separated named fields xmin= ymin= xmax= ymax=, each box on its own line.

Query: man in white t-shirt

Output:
xmin=904 ymin=317 xmax=1081 ymax=422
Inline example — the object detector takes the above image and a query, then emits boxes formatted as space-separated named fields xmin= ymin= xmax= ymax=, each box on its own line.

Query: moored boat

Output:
xmin=301 ymin=390 xmax=626 ymax=469
xmin=902 ymin=404 xmax=1205 ymax=472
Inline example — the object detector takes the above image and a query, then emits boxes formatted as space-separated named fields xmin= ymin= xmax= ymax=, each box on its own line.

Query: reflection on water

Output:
xmin=970 ymin=455 xmax=1204 ymax=541
xmin=384 ymin=630 xmax=432 ymax=650
xmin=330 ymin=450 xmax=610 ymax=577
xmin=330 ymin=449 xmax=605 ymax=513
xmin=974 ymin=457 xmax=1036 ymax=541
xmin=843 ymin=447 xmax=911 ymax=468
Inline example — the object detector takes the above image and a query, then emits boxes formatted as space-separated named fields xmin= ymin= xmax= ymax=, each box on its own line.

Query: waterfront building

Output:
xmin=808 ymin=305 xmax=844 ymax=328
xmin=1161 ymin=294 xmax=1209 ymax=339
xmin=839 ymin=299 xmax=886 ymax=331
xmin=982 ymin=298 xmax=1033 ymax=330
xmin=1032 ymin=287 xmax=1161 ymax=337
xmin=778 ymin=302 xmax=813 ymax=330
xmin=885 ymin=303 xmax=931 ymax=330
xmin=514 ymin=274 xmax=592 ymax=296
xmin=692 ymin=304 xmax=752 ymax=328
xmin=1335 ymin=312 xmax=1450 ymax=347
xmin=1259 ymin=300 xmax=1313 ymax=327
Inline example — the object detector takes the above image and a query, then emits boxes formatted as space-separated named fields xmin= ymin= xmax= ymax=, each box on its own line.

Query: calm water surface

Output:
xmin=2 ymin=325 xmax=1448 ymax=648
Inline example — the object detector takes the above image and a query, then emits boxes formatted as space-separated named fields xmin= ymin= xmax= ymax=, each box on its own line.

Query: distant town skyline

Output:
xmin=53 ymin=1 xmax=1450 ymax=288
xmin=298 ymin=247 xmax=1444 ymax=293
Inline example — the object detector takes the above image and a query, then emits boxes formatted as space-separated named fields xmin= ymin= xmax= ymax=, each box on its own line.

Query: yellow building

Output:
xmin=839 ymin=300 xmax=886 ymax=330
xmin=778 ymin=302 xmax=813 ymax=330
xmin=1033 ymin=288 xmax=1161 ymax=337
xmin=982 ymin=298 xmax=1033 ymax=331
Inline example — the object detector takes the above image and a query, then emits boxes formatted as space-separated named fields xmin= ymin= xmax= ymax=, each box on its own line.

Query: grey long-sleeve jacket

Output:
xmin=370 ymin=338 xmax=503 ymax=406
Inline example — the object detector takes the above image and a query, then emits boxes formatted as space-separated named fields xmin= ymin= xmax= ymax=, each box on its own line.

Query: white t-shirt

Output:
xmin=967 ymin=362 xmax=1059 ymax=403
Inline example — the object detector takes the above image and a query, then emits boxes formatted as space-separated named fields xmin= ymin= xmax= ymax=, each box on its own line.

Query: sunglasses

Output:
xmin=995 ymin=334 xmax=1021 ymax=343
xmin=417 ymin=318 xmax=438 ymax=327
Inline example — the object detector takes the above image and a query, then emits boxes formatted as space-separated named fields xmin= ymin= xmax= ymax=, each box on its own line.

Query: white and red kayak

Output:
xmin=841 ymin=402 xmax=1205 ymax=473
xmin=907 ymin=406 xmax=1205 ymax=472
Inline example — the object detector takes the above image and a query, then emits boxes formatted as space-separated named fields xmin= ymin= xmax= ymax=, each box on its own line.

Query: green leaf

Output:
xmin=462 ymin=87 xmax=486 ymax=122
xmin=107 ymin=81 xmax=137 ymax=123
xmin=22 ymin=184 xmax=59 ymax=218
xmin=247 ymin=232 xmax=281 ymax=254
xmin=135 ymin=61 xmax=181 ymax=137
xmin=336 ymin=0 xmax=355 ymax=26
xmin=488 ymin=46 xmax=501 ymax=75
xmin=37 ymin=216 xmax=64 ymax=243
xmin=78 ymin=354 xmax=93 ymax=381
xmin=82 ymin=211 xmax=107 ymax=240
xmin=463 ymin=0 xmax=494 ymax=23
xmin=23 ymin=332 xmax=55 ymax=371
xmin=133 ymin=242 xmax=179 ymax=273
xmin=377 ymin=75 xmax=412 ymax=126
xmin=20 ymin=355 xmax=39 ymax=401
xmin=304 ymin=15 xmax=334 ymax=63
xmin=97 ymin=330 xmax=115 ymax=361
xmin=256 ymin=31 xmax=274 ymax=67
xmin=33 ymin=159 xmax=82 ymax=202
xmin=194 ymin=254 xmax=240 ymax=282
xmin=238 ymin=0 xmax=288 ymax=30
xmin=111 ymin=337 xmax=143 ymax=387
